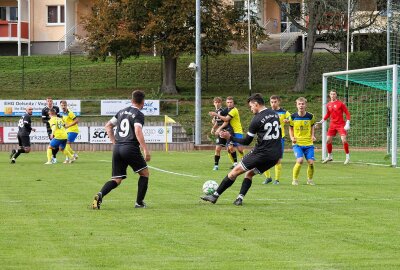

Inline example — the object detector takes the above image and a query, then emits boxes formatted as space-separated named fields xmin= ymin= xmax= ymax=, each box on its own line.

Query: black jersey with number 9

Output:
xmin=112 ymin=106 xmax=145 ymax=146
xmin=248 ymin=108 xmax=282 ymax=158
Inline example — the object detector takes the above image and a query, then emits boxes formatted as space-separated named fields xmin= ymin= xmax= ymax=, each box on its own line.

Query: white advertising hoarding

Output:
xmin=0 ymin=100 xmax=81 ymax=116
xmin=89 ymin=126 xmax=172 ymax=144
xmin=3 ymin=127 xmax=89 ymax=143
xmin=101 ymin=100 xmax=160 ymax=116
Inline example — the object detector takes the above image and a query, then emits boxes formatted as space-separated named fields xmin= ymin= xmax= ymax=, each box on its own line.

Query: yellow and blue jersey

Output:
xmin=49 ymin=117 xmax=67 ymax=140
xmin=289 ymin=112 xmax=315 ymax=146
xmin=227 ymin=107 xmax=243 ymax=134
xmin=61 ymin=110 xmax=79 ymax=133
xmin=274 ymin=108 xmax=290 ymax=138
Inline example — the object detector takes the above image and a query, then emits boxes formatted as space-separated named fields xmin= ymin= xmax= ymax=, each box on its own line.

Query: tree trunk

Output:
xmin=161 ymin=56 xmax=178 ymax=94
xmin=293 ymin=30 xmax=317 ymax=92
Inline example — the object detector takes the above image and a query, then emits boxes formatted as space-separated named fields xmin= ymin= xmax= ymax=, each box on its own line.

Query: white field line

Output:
xmin=3 ymin=197 xmax=399 ymax=205
xmin=328 ymin=160 xmax=400 ymax=168
xmin=98 ymin=160 xmax=200 ymax=178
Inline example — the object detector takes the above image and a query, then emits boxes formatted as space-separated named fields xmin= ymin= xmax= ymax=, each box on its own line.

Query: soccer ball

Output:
xmin=202 ymin=180 xmax=219 ymax=195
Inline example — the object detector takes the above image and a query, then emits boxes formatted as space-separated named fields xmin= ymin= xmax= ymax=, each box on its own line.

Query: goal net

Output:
xmin=322 ymin=65 xmax=399 ymax=167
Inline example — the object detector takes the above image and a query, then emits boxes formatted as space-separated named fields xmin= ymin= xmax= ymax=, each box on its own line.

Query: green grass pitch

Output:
xmin=1 ymin=150 xmax=399 ymax=269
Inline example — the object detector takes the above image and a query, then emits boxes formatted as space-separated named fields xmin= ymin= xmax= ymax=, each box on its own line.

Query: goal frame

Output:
xmin=322 ymin=64 xmax=398 ymax=167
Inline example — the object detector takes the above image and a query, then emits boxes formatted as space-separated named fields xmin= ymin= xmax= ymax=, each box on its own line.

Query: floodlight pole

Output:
xmin=345 ymin=0 xmax=351 ymax=88
xmin=195 ymin=0 xmax=202 ymax=145
xmin=248 ymin=0 xmax=252 ymax=96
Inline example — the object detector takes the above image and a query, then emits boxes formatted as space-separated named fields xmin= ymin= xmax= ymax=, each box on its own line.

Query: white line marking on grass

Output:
xmin=253 ymin=198 xmax=400 ymax=202
xmin=329 ymin=160 xmax=399 ymax=168
xmin=147 ymin=166 xmax=199 ymax=178
xmin=98 ymin=160 xmax=200 ymax=178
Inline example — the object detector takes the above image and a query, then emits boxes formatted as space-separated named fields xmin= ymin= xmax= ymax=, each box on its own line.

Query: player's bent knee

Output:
xmin=139 ymin=169 xmax=149 ymax=178
xmin=24 ymin=147 xmax=31 ymax=153
xmin=113 ymin=178 xmax=123 ymax=185
xmin=296 ymin=158 xmax=304 ymax=164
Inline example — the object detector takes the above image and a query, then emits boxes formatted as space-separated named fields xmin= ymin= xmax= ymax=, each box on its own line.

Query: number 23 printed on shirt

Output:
xmin=263 ymin=120 xmax=280 ymax=140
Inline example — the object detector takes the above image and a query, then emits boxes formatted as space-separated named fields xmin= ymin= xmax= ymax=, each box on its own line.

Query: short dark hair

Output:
xmin=247 ymin=93 xmax=264 ymax=105
xmin=132 ymin=90 xmax=145 ymax=104
xmin=270 ymin=95 xmax=280 ymax=101
xmin=49 ymin=108 xmax=57 ymax=115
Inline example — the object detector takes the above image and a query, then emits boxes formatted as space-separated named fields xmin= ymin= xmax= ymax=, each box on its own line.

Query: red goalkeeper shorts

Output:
xmin=327 ymin=124 xmax=347 ymax=136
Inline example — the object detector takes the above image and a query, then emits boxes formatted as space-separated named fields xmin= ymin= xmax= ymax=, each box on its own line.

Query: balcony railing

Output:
xmin=0 ymin=20 xmax=29 ymax=40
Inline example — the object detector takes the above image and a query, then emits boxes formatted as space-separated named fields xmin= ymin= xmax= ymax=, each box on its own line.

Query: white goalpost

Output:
xmin=322 ymin=64 xmax=399 ymax=167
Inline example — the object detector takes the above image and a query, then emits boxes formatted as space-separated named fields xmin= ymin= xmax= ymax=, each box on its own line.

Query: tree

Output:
xmin=82 ymin=0 xmax=265 ymax=94
xmin=274 ymin=0 xmax=385 ymax=92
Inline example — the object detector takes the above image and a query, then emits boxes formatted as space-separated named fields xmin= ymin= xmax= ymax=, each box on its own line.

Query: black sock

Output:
xmin=52 ymin=148 xmax=59 ymax=158
xmin=231 ymin=151 xmax=237 ymax=163
xmin=239 ymin=178 xmax=252 ymax=196
xmin=216 ymin=176 xmax=235 ymax=196
xmin=14 ymin=149 xmax=25 ymax=159
xmin=214 ymin=155 xmax=220 ymax=165
xmin=100 ymin=180 xmax=118 ymax=197
xmin=136 ymin=176 xmax=149 ymax=204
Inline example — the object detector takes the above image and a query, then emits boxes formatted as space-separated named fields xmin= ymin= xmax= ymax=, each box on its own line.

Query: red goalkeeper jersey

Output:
xmin=323 ymin=100 xmax=351 ymax=125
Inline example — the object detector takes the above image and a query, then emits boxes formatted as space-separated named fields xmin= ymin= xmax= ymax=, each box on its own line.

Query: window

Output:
xmin=0 ymin=6 xmax=18 ymax=21
xmin=9 ymin=7 xmax=18 ymax=21
xmin=47 ymin=5 xmax=64 ymax=24
xmin=0 ymin=7 xmax=6 ymax=20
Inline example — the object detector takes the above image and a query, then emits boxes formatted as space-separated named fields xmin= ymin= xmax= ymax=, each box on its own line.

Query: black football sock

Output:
xmin=214 ymin=155 xmax=220 ymax=165
xmin=100 ymin=180 xmax=118 ymax=197
xmin=14 ymin=149 xmax=25 ymax=159
xmin=215 ymin=176 xmax=235 ymax=196
xmin=52 ymin=148 xmax=59 ymax=158
xmin=239 ymin=178 xmax=252 ymax=196
xmin=231 ymin=151 xmax=238 ymax=163
xmin=136 ymin=176 xmax=149 ymax=204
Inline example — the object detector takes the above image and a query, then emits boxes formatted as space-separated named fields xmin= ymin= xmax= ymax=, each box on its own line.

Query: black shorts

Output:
xmin=215 ymin=136 xmax=227 ymax=147
xmin=112 ymin=144 xmax=147 ymax=179
xmin=240 ymin=150 xmax=279 ymax=174
xmin=18 ymin=134 xmax=31 ymax=148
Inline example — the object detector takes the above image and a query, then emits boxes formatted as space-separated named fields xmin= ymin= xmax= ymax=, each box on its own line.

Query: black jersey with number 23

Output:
xmin=112 ymin=106 xmax=145 ymax=147
xmin=248 ymin=108 xmax=282 ymax=158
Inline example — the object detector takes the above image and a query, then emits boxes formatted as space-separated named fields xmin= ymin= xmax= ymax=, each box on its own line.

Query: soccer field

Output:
xmin=1 ymin=151 xmax=399 ymax=269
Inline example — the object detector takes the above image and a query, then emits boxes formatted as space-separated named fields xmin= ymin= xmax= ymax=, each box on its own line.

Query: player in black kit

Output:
xmin=92 ymin=90 xmax=151 ymax=209
xmin=201 ymin=93 xmax=282 ymax=206
xmin=209 ymin=97 xmax=232 ymax=170
xmin=10 ymin=106 xmax=36 ymax=164
xmin=42 ymin=97 xmax=60 ymax=163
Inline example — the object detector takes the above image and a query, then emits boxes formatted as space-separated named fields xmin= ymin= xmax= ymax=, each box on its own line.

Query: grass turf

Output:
xmin=1 ymin=150 xmax=399 ymax=269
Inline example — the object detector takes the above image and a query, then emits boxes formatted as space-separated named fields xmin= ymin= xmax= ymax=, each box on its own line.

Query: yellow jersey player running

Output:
xmin=289 ymin=97 xmax=316 ymax=186
xmin=45 ymin=109 xmax=74 ymax=164
xmin=60 ymin=100 xmax=79 ymax=163
xmin=263 ymin=95 xmax=290 ymax=185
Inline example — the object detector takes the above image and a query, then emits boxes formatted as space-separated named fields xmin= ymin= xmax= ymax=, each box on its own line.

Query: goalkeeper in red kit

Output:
xmin=318 ymin=90 xmax=351 ymax=165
